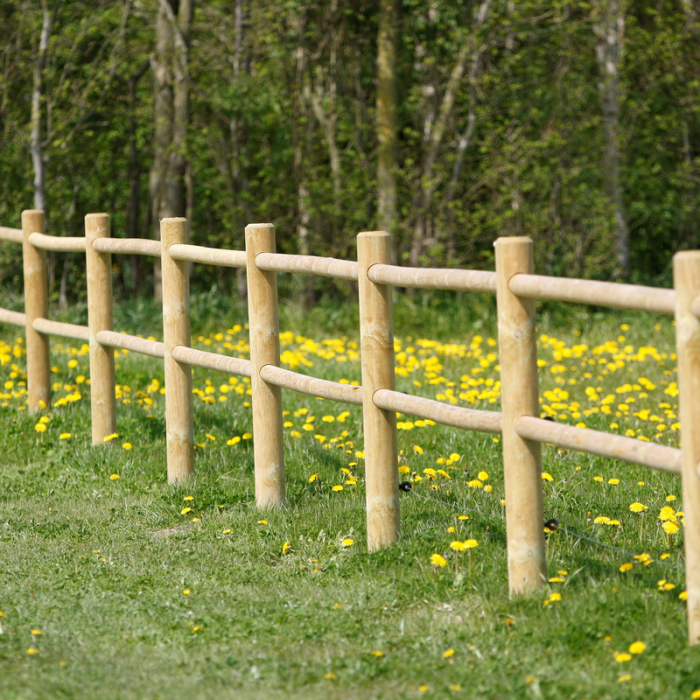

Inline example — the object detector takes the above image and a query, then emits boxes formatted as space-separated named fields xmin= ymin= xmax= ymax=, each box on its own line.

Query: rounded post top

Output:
xmin=357 ymin=230 xmax=390 ymax=239
xmin=494 ymin=236 xmax=533 ymax=247
xmin=245 ymin=223 xmax=274 ymax=232
xmin=85 ymin=212 xmax=109 ymax=220
xmin=21 ymin=209 xmax=44 ymax=217
xmin=674 ymin=250 xmax=700 ymax=264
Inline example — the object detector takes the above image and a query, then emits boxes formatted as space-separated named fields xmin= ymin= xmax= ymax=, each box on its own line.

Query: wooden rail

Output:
xmin=28 ymin=232 xmax=86 ymax=253
xmin=373 ymin=389 xmax=502 ymax=433
xmin=171 ymin=345 xmax=252 ymax=377
xmin=32 ymin=317 xmax=90 ymax=341
xmin=0 ymin=226 xmax=23 ymax=244
xmin=95 ymin=330 xmax=165 ymax=358
xmin=0 ymin=307 xmax=26 ymax=326
xmin=92 ymin=237 xmax=161 ymax=257
xmin=369 ymin=264 xmax=497 ymax=293
xmin=260 ymin=365 xmax=363 ymax=404
xmin=1 ymin=209 xmax=698 ymax=645
xmin=514 ymin=416 xmax=682 ymax=474
xmin=509 ymin=274 xmax=676 ymax=315
xmin=168 ymin=243 xmax=246 ymax=268
xmin=255 ymin=252 xmax=358 ymax=281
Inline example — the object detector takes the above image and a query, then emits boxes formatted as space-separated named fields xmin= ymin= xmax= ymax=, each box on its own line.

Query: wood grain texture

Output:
xmin=358 ymin=231 xmax=400 ymax=551
xmin=161 ymin=218 xmax=194 ymax=483
xmin=22 ymin=210 xmax=50 ymax=412
xmin=496 ymin=236 xmax=546 ymax=595
xmin=246 ymin=224 xmax=285 ymax=508
xmin=674 ymin=250 xmax=700 ymax=644
xmin=86 ymin=213 xmax=117 ymax=445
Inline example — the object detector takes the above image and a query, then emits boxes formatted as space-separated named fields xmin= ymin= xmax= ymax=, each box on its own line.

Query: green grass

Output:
xmin=0 ymin=297 xmax=699 ymax=699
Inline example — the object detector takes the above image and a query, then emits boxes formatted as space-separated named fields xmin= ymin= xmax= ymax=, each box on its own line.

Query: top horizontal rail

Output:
xmin=96 ymin=330 xmax=165 ymax=358
xmin=255 ymin=253 xmax=358 ymax=281
xmin=28 ymin=232 xmax=86 ymax=253
xmin=0 ymin=306 xmax=26 ymax=326
xmin=514 ymin=415 xmax=682 ymax=474
xmin=168 ymin=244 xmax=246 ymax=268
xmin=373 ymin=388 xmax=503 ymax=433
xmin=509 ymin=274 xmax=676 ymax=316
xmin=33 ymin=317 xmax=89 ymax=341
xmin=92 ymin=237 xmax=161 ymax=257
xmin=0 ymin=227 xmax=23 ymax=244
xmin=260 ymin=365 xmax=363 ymax=404
xmin=368 ymin=264 xmax=497 ymax=293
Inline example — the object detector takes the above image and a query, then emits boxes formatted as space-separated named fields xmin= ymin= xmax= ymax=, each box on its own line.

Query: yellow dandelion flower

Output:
xmin=618 ymin=674 xmax=631 ymax=682
xmin=662 ymin=521 xmax=680 ymax=535
xmin=257 ymin=520 xmax=268 ymax=525
xmin=464 ymin=539 xmax=478 ymax=549
xmin=342 ymin=538 xmax=354 ymax=547
xmin=614 ymin=652 xmax=631 ymax=662
xmin=608 ymin=478 xmax=620 ymax=485
xmin=109 ymin=473 xmax=119 ymax=480
xmin=450 ymin=541 xmax=468 ymax=552
xmin=619 ymin=563 xmax=633 ymax=572
xmin=680 ymin=591 xmax=688 ymax=601
xmin=443 ymin=648 xmax=455 ymax=658
xmin=370 ymin=650 xmax=384 ymax=658
xmin=26 ymin=648 xmax=40 ymax=655
xmin=593 ymin=476 xmax=603 ymax=482
xmin=31 ymin=630 xmax=41 ymax=635
xmin=332 ymin=485 xmax=343 ymax=492
xmin=541 ymin=472 xmax=553 ymax=482
xmin=477 ymin=471 xmax=489 ymax=481
xmin=628 ymin=641 xmax=645 ymax=654
xmin=430 ymin=553 xmax=447 ymax=568
xmin=59 ymin=432 xmax=71 ymax=440
xmin=308 ymin=473 xmax=319 ymax=483
xmin=182 ymin=589 xmax=190 ymax=595
xmin=666 ymin=494 xmax=677 ymax=502
xmin=34 ymin=423 xmax=47 ymax=433
xmin=324 ymin=672 xmax=337 ymax=681
xmin=629 ymin=503 xmax=648 ymax=513
xmin=222 ymin=529 xmax=232 ymax=535
xmin=180 ymin=507 xmax=192 ymax=515
xmin=282 ymin=541 xmax=291 ymax=555
xmin=122 ymin=442 xmax=132 ymax=450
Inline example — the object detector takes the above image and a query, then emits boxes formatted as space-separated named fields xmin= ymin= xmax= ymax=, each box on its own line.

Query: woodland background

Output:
xmin=0 ymin=0 xmax=698 ymax=307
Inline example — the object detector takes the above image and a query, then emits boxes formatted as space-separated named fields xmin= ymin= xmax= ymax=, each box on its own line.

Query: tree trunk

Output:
xmin=31 ymin=1 xmax=55 ymax=212
xmin=595 ymin=0 xmax=629 ymax=278
xmin=150 ymin=0 xmax=193 ymax=303
xmin=376 ymin=0 xmax=399 ymax=261
xmin=410 ymin=0 xmax=490 ymax=267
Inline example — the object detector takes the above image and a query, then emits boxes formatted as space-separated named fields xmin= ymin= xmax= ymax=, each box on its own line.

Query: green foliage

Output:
xmin=0 ymin=0 xmax=698 ymax=305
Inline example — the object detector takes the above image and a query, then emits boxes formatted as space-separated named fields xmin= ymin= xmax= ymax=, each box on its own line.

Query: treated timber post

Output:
xmin=495 ymin=236 xmax=546 ymax=594
xmin=357 ymin=230 xmax=399 ymax=550
xmin=22 ymin=209 xmax=50 ymax=412
xmin=674 ymin=251 xmax=700 ymax=644
xmin=85 ymin=213 xmax=117 ymax=445
xmin=161 ymin=217 xmax=194 ymax=483
xmin=245 ymin=223 xmax=285 ymax=508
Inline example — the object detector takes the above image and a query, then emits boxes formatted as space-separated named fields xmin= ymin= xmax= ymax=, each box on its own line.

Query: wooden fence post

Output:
xmin=357 ymin=230 xmax=399 ymax=551
xmin=245 ymin=223 xmax=285 ymax=508
xmin=674 ymin=250 xmax=700 ymax=644
xmin=495 ymin=236 xmax=546 ymax=595
xmin=85 ymin=213 xmax=117 ymax=445
xmin=22 ymin=209 xmax=50 ymax=412
xmin=161 ymin=217 xmax=194 ymax=483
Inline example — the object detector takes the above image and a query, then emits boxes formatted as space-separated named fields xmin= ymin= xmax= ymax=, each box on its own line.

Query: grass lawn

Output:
xmin=0 ymin=295 xmax=699 ymax=699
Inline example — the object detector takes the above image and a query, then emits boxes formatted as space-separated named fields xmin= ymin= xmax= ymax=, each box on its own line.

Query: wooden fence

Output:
xmin=1 ymin=209 xmax=699 ymax=644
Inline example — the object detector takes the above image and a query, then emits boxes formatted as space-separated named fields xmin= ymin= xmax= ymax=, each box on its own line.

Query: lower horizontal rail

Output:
xmin=509 ymin=274 xmax=676 ymax=316
xmin=514 ymin=415 xmax=682 ymax=474
xmin=373 ymin=389 xmax=503 ymax=434
xmin=96 ymin=330 xmax=165 ymax=358
xmin=260 ymin=365 xmax=363 ymax=404
xmin=0 ymin=307 xmax=26 ymax=326
xmin=171 ymin=345 xmax=252 ymax=377
xmin=28 ymin=232 xmax=86 ymax=253
xmin=255 ymin=252 xmax=359 ymax=281
xmin=0 ymin=227 xmax=23 ymax=244
xmin=33 ymin=317 xmax=89 ymax=341
xmin=368 ymin=264 xmax=497 ymax=293
xmin=168 ymin=244 xmax=246 ymax=268
xmin=92 ymin=237 xmax=161 ymax=257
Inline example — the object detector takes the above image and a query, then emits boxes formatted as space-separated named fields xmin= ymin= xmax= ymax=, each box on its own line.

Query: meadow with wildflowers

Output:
xmin=0 ymin=296 xmax=699 ymax=698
